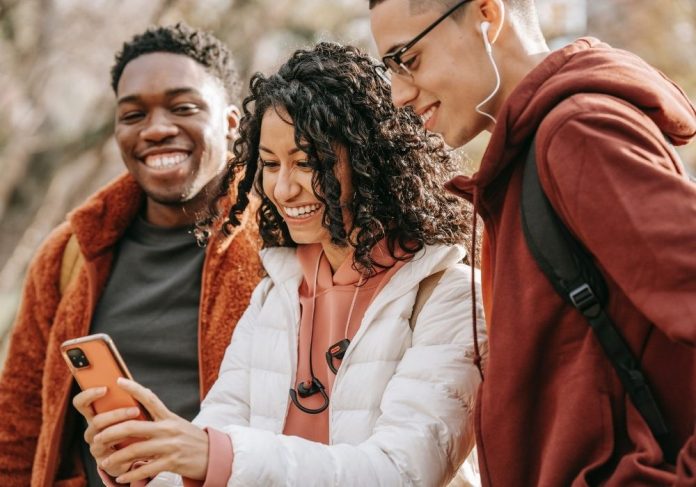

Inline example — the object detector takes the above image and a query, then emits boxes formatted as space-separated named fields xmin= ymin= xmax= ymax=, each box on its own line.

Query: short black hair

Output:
xmin=369 ymin=0 xmax=467 ymax=11
xmin=368 ymin=0 xmax=542 ymax=41
xmin=110 ymin=22 xmax=240 ymax=103
xmin=369 ymin=0 xmax=530 ymax=9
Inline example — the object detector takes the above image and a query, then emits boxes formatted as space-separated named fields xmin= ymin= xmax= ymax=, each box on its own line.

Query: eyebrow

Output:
xmin=258 ymin=145 xmax=304 ymax=156
xmin=117 ymin=87 xmax=202 ymax=105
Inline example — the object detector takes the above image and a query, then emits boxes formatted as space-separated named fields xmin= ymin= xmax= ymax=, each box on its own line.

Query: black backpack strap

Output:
xmin=520 ymin=136 xmax=675 ymax=462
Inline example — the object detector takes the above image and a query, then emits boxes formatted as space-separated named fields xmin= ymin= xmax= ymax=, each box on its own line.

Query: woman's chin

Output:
xmin=286 ymin=229 xmax=324 ymax=246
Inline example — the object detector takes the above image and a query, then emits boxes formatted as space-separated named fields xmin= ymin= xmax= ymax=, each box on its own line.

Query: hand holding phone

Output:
xmin=62 ymin=334 xmax=209 ymax=483
xmin=61 ymin=333 xmax=149 ymax=449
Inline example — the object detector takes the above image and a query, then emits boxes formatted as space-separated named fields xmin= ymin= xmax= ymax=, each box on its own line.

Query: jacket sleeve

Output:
xmin=190 ymin=278 xmax=274 ymax=431
xmin=537 ymin=98 xmax=696 ymax=482
xmin=537 ymin=99 xmax=696 ymax=346
xmin=214 ymin=265 xmax=484 ymax=487
xmin=0 ymin=225 xmax=69 ymax=486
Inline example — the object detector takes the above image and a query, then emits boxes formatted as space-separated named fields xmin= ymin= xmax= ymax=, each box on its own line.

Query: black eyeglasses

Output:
xmin=381 ymin=0 xmax=472 ymax=78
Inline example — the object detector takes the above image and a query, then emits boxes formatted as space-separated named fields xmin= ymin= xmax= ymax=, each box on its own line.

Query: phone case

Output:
xmin=61 ymin=333 xmax=149 ymax=447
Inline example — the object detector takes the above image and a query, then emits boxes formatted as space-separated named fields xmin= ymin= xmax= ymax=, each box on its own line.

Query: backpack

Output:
xmin=520 ymin=136 xmax=677 ymax=462
xmin=59 ymin=233 xmax=84 ymax=295
xmin=409 ymin=269 xmax=446 ymax=330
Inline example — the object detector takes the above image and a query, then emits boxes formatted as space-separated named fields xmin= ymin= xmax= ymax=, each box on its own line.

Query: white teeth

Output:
xmin=283 ymin=204 xmax=321 ymax=219
xmin=144 ymin=152 xmax=188 ymax=169
xmin=421 ymin=106 xmax=437 ymax=125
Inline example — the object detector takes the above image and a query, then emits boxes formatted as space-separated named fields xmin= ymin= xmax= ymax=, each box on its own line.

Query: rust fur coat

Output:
xmin=0 ymin=174 xmax=261 ymax=487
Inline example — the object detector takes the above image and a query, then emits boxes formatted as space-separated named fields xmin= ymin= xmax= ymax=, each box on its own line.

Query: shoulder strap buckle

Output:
xmin=568 ymin=283 xmax=600 ymax=318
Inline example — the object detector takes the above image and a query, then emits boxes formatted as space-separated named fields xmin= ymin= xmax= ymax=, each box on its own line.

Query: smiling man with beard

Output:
xmin=0 ymin=23 xmax=261 ymax=487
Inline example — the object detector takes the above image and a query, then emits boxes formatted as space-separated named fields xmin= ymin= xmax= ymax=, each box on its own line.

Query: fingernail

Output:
xmin=115 ymin=477 xmax=123 ymax=483
xmin=98 ymin=386 xmax=107 ymax=393
xmin=127 ymin=407 xmax=140 ymax=416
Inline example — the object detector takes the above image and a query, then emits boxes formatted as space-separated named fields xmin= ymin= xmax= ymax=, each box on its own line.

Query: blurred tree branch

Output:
xmin=0 ymin=0 xmax=20 ymax=21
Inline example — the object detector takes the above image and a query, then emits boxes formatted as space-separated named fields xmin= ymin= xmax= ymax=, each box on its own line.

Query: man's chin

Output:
xmin=441 ymin=127 xmax=469 ymax=149
xmin=443 ymin=127 xmax=480 ymax=150
xmin=140 ymin=173 xmax=225 ymax=214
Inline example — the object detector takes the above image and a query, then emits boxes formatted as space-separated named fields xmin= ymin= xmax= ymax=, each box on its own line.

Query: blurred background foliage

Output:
xmin=0 ymin=0 xmax=695 ymax=356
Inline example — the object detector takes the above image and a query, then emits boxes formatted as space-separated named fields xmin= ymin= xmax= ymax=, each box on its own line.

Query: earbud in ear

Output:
xmin=481 ymin=21 xmax=492 ymax=53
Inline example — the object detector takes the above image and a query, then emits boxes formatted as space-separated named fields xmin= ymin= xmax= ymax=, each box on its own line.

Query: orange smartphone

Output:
xmin=61 ymin=333 xmax=150 ymax=446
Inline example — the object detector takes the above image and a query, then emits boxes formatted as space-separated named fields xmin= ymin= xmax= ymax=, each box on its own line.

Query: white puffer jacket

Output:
xmin=155 ymin=244 xmax=486 ymax=487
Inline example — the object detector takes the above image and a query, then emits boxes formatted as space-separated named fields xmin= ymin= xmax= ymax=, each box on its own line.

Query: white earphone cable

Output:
xmin=474 ymin=24 xmax=501 ymax=125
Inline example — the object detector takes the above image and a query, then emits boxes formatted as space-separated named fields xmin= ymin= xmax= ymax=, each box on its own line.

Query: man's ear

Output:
xmin=226 ymin=105 xmax=241 ymax=140
xmin=474 ymin=0 xmax=505 ymax=44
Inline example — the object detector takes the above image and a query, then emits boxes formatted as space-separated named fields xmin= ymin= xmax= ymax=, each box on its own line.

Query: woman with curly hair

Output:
xmin=75 ymin=42 xmax=486 ymax=486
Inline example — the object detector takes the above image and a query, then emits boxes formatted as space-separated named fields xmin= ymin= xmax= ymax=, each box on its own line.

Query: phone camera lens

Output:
xmin=66 ymin=348 xmax=90 ymax=368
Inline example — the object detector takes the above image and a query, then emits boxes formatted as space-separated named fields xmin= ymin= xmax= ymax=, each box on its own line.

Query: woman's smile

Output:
xmin=282 ymin=203 xmax=323 ymax=220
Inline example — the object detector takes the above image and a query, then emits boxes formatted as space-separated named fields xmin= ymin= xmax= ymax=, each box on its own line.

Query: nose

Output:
xmin=390 ymin=74 xmax=418 ymax=108
xmin=273 ymin=166 xmax=301 ymax=203
xmin=140 ymin=109 xmax=178 ymax=142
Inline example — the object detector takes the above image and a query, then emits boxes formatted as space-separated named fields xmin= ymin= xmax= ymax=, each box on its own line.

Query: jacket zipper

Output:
xmin=328 ymin=300 xmax=384 ymax=443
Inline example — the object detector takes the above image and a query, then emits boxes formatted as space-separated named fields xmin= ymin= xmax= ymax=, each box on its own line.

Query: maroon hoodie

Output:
xmin=447 ymin=38 xmax=696 ymax=486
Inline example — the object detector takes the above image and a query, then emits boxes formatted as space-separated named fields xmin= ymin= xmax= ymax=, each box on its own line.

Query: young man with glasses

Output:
xmin=370 ymin=0 xmax=696 ymax=485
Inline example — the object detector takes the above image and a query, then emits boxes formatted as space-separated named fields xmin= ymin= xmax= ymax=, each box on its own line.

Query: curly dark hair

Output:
xmin=215 ymin=42 xmax=472 ymax=274
xmin=110 ymin=22 xmax=240 ymax=103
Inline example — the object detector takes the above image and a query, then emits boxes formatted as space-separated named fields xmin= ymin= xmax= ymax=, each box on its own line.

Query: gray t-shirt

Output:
xmin=80 ymin=215 xmax=205 ymax=486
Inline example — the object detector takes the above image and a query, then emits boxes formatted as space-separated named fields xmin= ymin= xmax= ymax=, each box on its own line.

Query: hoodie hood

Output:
xmin=448 ymin=37 xmax=696 ymax=194
xmin=445 ymin=37 xmax=696 ymax=385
